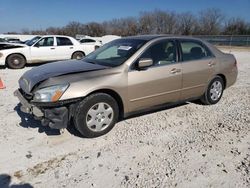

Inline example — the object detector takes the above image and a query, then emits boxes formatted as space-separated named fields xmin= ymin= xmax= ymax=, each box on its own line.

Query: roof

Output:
xmin=123 ymin=35 xmax=169 ymax=41
xmin=38 ymin=35 xmax=75 ymax=38
xmin=123 ymin=34 xmax=203 ymax=42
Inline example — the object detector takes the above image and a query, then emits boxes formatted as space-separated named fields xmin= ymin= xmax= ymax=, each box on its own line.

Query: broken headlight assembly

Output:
xmin=33 ymin=84 xmax=69 ymax=102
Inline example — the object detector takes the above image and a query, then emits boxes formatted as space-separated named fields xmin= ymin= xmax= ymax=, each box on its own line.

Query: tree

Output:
xmin=21 ymin=29 xmax=30 ymax=35
xmin=198 ymin=8 xmax=224 ymax=35
xmin=15 ymin=8 xmax=250 ymax=37
xmin=177 ymin=12 xmax=199 ymax=35
xmin=138 ymin=10 xmax=178 ymax=34
xmin=138 ymin=11 xmax=155 ymax=34
xmin=223 ymin=18 xmax=250 ymax=35
xmin=63 ymin=21 xmax=85 ymax=36
xmin=83 ymin=22 xmax=106 ymax=36
xmin=153 ymin=10 xmax=178 ymax=34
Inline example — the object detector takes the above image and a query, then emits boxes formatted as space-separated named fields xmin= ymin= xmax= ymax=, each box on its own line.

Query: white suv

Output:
xmin=0 ymin=35 xmax=96 ymax=69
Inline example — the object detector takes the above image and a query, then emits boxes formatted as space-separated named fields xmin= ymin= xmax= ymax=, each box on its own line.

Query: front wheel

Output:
xmin=201 ymin=76 xmax=224 ymax=105
xmin=6 ymin=54 xmax=26 ymax=69
xmin=74 ymin=93 xmax=119 ymax=138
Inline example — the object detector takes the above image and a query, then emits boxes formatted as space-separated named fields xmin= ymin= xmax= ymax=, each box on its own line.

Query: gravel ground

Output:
xmin=0 ymin=49 xmax=249 ymax=188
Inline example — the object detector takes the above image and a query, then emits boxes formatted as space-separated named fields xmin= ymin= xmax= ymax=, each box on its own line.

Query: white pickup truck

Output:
xmin=0 ymin=35 xmax=98 ymax=69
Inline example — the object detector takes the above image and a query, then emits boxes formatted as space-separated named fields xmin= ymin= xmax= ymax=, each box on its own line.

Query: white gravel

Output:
xmin=0 ymin=49 xmax=249 ymax=188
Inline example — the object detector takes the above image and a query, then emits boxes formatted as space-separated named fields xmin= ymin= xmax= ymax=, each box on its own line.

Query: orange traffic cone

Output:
xmin=0 ymin=77 xmax=6 ymax=89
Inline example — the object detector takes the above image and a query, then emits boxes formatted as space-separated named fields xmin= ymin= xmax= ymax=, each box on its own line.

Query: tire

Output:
xmin=72 ymin=51 xmax=85 ymax=60
xmin=6 ymin=54 xmax=26 ymax=69
xmin=201 ymin=76 xmax=224 ymax=105
xmin=74 ymin=93 xmax=119 ymax=138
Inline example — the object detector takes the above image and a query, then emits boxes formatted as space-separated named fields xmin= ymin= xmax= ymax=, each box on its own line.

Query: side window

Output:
xmin=36 ymin=37 xmax=54 ymax=47
xmin=80 ymin=39 xmax=95 ymax=43
xmin=56 ymin=37 xmax=73 ymax=46
xmin=180 ymin=40 xmax=212 ymax=61
xmin=140 ymin=40 xmax=176 ymax=66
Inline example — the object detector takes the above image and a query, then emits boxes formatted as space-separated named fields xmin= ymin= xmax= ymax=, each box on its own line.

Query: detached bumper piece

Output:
xmin=42 ymin=107 xmax=68 ymax=129
xmin=14 ymin=89 xmax=69 ymax=130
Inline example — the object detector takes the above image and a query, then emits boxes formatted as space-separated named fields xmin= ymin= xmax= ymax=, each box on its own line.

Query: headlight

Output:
xmin=33 ymin=84 xmax=69 ymax=102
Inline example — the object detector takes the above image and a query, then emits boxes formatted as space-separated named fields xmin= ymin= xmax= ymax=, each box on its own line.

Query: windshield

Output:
xmin=0 ymin=38 xmax=6 ymax=42
xmin=26 ymin=36 xmax=42 ymax=46
xmin=84 ymin=38 xmax=147 ymax=67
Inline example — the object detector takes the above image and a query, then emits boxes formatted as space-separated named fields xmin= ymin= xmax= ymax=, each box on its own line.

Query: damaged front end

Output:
xmin=14 ymin=89 xmax=79 ymax=129
xmin=14 ymin=59 xmax=108 ymax=130
xmin=0 ymin=42 xmax=26 ymax=50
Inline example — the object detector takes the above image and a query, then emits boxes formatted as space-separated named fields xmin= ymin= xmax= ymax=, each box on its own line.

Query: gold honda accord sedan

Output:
xmin=15 ymin=35 xmax=238 ymax=137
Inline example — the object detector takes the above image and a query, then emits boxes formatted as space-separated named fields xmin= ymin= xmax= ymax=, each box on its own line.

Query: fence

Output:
xmin=194 ymin=35 xmax=250 ymax=46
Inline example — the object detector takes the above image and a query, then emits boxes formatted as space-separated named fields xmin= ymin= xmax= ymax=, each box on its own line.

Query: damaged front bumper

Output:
xmin=14 ymin=89 xmax=78 ymax=129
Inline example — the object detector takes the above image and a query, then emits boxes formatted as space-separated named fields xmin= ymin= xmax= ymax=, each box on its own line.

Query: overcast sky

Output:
xmin=0 ymin=0 xmax=250 ymax=33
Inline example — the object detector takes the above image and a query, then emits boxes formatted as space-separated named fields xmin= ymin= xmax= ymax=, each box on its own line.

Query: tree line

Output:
xmin=7 ymin=8 xmax=250 ymax=37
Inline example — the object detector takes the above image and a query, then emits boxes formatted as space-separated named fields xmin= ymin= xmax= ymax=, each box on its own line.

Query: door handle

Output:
xmin=170 ymin=68 xmax=181 ymax=74
xmin=70 ymin=47 xmax=73 ymax=49
xmin=208 ymin=61 xmax=216 ymax=67
xmin=50 ymin=47 xmax=55 ymax=50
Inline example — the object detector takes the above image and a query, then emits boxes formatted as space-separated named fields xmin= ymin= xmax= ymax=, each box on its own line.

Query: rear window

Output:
xmin=56 ymin=37 xmax=73 ymax=46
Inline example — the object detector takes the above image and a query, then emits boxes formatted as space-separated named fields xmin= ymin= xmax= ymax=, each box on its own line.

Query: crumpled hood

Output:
xmin=19 ymin=60 xmax=108 ymax=94
xmin=0 ymin=42 xmax=26 ymax=50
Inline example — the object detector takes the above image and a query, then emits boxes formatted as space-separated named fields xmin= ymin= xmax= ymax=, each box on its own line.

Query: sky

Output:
xmin=0 ymin=0 xmax=250 ymax=33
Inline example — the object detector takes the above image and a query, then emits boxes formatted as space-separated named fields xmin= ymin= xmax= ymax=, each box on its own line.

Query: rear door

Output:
xmin=128 ymin=39 xmax=182 ymax=112
xmin=55 ymin=37 xmax=75 ymax=60
xmin=178 ymin=39 xmax=216 ymax=100
xmin=80 ymin=39 xmax=96 ymax=55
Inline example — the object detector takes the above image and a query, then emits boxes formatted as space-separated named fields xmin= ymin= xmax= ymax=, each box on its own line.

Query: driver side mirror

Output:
xmin=138 ymin=58 xmax=153 ymax=70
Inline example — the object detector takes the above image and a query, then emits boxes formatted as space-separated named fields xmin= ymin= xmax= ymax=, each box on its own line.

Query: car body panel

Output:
xmin=128 ymin=63 xmax=182 ymax=112
xmin=19 ymin=60 xmax=108 ymax=94
xmin=180 ymin=57 xmax=217 ymax=100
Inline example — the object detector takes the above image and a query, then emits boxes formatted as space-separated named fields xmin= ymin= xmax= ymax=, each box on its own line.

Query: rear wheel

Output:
xmin=72 ymin=51 xmax=85 ymax=60
xmin=201 ymin=76 xmax=224 ymax=105
xmin=74 ymin=93 xmax=119 ymax=138
xmin=7 ymin=54 xmax=26 ymax=69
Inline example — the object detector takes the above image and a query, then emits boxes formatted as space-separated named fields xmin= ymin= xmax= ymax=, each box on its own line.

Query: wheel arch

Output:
xmin=71 ymin=51 xmax=85 ymax=58
xmin=87 ymin=89 xmax=124 ymax=120
xmin=5 ymin=53 xmax=27 ymax=65
xmin=216 ymin=74 xmax=227 ymax=88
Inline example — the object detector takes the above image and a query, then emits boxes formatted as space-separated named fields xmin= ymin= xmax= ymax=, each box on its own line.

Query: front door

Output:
xmin=30 ymin=37 xmax=57 ymax=63
xmin=128 ymin=40 xmax=182 ymax=112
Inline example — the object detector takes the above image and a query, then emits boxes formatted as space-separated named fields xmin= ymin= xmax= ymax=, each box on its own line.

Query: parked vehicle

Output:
xmin=5 ymin=37 xmax=23 ymax=44
xmin=0 ymin=38 xmax=7 ymax=42
xmin=79 ymin=38 xmax=102 ymax=49
xmin=15 ymin=35 xmax=238 ymax=137
xmin=0 ymin=35 xmax=96 ymax=69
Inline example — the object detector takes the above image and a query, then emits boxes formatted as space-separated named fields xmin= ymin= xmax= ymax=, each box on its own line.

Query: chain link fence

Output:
xmin=194 ymin=35 xmax=250 ymax=46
